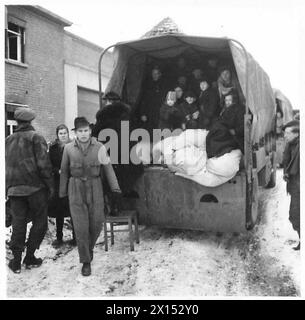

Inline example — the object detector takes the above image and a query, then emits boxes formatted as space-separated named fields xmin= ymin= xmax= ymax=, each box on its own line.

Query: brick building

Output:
xmin=5 ymin=5 xmax=113 ymax=141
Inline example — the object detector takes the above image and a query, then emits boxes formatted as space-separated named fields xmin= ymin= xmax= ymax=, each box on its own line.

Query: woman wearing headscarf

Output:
xmin=48 ymin=124 xmax=75 ymax=247
xmin=217 ymin=66 xmax=244 ymax=107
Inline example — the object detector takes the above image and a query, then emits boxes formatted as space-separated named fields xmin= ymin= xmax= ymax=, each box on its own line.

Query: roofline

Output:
xmin=17 ymin=5 xmax=73 ymax=27
xmin=64 ymin=31 xmax=105 ymax=52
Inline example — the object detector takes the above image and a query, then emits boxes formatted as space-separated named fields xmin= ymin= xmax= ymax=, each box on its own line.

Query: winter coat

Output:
xmin=219 ymin=103 xmax=245 ymax=139
xmin=5 ymin=123 xmax=54 ymax=196
xmin=92 ymin=102 xmax=131 ymax=139
xmin=59 ymin=137 xmax=120 ymax=199
xmin=198 ymin=87 xmax=220 ymax=129
xmin=179 ymin=101 xmax=199 ymax=129
xmin=282 ymin=137 xmax=300 ymax=232
xmin=283 ymin=137 xmax=300 ymax=194
xmin=206 ymin=103 xmax=245 ymax=158
xmin=139 ymin=78 xmax=167 ymax=131
xmin=217 ymin=75 xmax=244 ymax=106
xmin=205 ymin=66 xmax=218 ymax=85
xmin=159 ymin=103 xmax=184 ymax=130
xmin=189 ymin=78 xmax=201 ymax=97
xmin=48 ymin=139 xmax=71 ymax=218
xmin=92 ymin=102 xmax=144 ymax=195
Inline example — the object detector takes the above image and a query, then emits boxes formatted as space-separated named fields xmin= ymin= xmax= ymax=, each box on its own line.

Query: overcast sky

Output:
xmin=5 ymin=0 xmax=305 ymax=109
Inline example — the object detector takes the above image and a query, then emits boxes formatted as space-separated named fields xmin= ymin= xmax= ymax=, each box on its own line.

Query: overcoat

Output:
xmin=283 ymin=137 xmax=300 ymax=233
xmin=206 ymin=103 xmax=245 ymax=158
xmin=48 ymin=139 xmax=71 ymax=218
xmin=59 ymin=137 xmax=120 ymax=263
xmin=198 ymin=87 xmax=220 ymax=129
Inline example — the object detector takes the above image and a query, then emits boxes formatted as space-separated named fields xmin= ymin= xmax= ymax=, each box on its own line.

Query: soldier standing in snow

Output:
xmin=282 ymin=120 xmax=300 ymax=250
xmin=6 ymin=107 xmax=54 ymax=273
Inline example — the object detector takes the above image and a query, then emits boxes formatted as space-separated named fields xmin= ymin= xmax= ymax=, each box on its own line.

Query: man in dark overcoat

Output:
xmin=282 ymin=120 xmax=300 ymax=250
xmin=138 ymin=66 xmax=168 ymax=136
xmin=6 ymin=107 xmax=54 ymax=273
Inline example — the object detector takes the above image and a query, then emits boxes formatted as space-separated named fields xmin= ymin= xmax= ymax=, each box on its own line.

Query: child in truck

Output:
xmin=159 ymin=91 xmax=183 ymax=130
xmin=179 ymin=91 xmax=200 ymax=129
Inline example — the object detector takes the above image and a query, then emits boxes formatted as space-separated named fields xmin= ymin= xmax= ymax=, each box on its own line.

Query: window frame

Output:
xmin=5 ymin=103 xmax=29 ymax=137
xmin=5 ymin=21 xmax=25 ymax=63
xmin=6 ymin=119 xmax=18 ymax=136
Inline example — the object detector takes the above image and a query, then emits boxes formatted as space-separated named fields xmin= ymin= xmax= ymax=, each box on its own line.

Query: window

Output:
xmin=6 ymin=112 xmax=17 ymax=137
xmin=5 ymin=22 xmax=25 ymax=63
xmin=5 ymin=103 xmax=28 ymax=137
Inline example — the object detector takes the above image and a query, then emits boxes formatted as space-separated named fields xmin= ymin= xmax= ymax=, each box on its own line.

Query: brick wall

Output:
xmin=64 ymin=31 xmax=114 ymax=76
xmin=5 ymin=6 xmax=66 ymax=142
xmin=5 ymin=6 xmax=114 ymax=142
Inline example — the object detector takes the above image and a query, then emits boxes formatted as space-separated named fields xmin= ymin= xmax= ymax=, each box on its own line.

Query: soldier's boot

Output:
xmin=8 ymin=251 xmax=22 ymax=274
xmin=52 ymin=238 xmax=64 ymax=248
xmin=23 ymin=254 xmax=43 ymax=269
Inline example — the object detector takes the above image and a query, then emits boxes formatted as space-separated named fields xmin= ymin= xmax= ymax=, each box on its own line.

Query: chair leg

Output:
xmin=104 ymin=222 xmax=108 ymax=251
xmin=128 ymin=218 xmax=134 ymax=251
xmin=134 ymin=214 xmax=140 ymax=244
xmin=110 ymin=222 xmax=114 ymax=245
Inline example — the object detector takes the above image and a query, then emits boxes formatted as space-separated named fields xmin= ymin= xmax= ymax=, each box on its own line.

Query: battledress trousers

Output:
xmin=59 ymin=137 xmax=120 ymax=263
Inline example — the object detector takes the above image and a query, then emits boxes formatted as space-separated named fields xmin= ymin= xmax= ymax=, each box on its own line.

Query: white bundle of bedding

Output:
xmin=176 ymin=149 xmax=242 ymax=187
xmin=137 ymin=129 xmax=242 ymax=187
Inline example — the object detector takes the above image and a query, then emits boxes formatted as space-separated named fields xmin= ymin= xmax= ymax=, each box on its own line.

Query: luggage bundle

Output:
xmin=151 ymin=129 xmax=242 ymax=187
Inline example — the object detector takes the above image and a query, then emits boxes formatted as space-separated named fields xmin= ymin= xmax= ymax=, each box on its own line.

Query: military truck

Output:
xmin=98 ymin=33 xmax=277 ymax=232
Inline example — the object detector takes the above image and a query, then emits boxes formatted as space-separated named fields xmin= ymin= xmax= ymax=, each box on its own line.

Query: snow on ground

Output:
xmin=6 ymin=169 xmax=300 ymax=297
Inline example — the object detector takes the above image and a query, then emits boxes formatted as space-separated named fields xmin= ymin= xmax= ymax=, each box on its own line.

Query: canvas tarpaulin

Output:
xmin=103 ymin=35 xmax=276 ymax=143
xmin=229 ymin=41 xmax=276 ymax=143
xmin=273 ymin=88 xmax=294 ymax=125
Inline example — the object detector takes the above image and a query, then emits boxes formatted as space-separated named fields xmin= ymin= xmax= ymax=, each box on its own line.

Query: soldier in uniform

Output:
xmin=282 ymin=120 xmax=300 ymax=250
xmin=6 ymin=107 xmax=54 ymax=273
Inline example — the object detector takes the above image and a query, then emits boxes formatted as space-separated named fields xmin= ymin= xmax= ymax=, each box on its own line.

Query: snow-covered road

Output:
xmin=6 ymin=169 xmax=301 ymax=297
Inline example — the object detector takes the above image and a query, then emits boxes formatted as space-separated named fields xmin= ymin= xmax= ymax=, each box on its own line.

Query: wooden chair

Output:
xmin=103 ymin=210 xmax=139 ymax=251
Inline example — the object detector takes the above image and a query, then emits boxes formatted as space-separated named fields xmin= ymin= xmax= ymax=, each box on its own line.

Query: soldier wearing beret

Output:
xmin=6 ymin=107 xmax=54 ymax=273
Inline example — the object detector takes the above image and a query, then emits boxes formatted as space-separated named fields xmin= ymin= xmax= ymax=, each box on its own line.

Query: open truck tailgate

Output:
xmin=133 ymin=167 xmax=248 ymax=233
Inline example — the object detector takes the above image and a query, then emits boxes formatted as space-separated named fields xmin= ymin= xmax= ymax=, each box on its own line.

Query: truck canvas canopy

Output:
xmin=98 ymin=28 xmax=278 ymax=232
xmin=102 ymin=34 xmax=276 ymax=144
